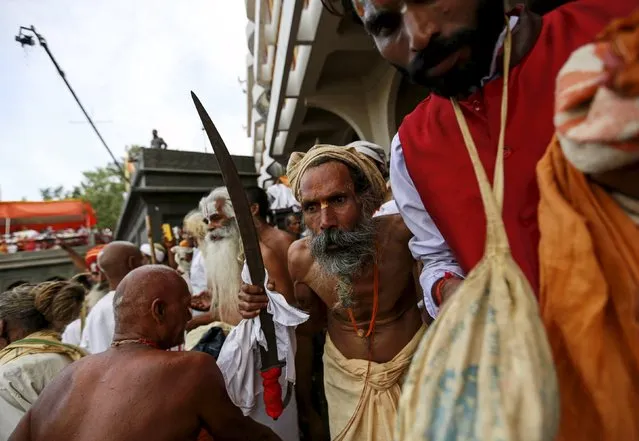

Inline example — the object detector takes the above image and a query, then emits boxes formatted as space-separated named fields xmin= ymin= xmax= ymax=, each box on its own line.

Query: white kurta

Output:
xmin=266 ymin=183 xmax=301 ymax=211
xmin=61 ymin=319 xmax=82 ymax=346
xmin=373 ymin=200 xmax=400 ymax=218
xmin=217 ymin=265 xmax=308 ymax=441
xmin=190 ymin=248 xmax=207 ymax=294
xmin=80 ymin=290 xmax=115 ymax=354
xmin=0 ymin=353 xmax=72 ymax=440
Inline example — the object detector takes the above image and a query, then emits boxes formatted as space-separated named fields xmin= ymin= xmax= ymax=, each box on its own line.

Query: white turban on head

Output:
xmin=140 ymin=243 xmax=166 ymax=263
xmin=347 ymin=140 xmax=389 ymax=179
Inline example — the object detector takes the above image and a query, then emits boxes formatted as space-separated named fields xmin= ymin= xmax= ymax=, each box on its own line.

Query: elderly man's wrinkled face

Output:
xmin=300 ymin=161 xmax=376 ymax=308
xmin=301 ymin=161 xmax=361 ymax=235
xmin=200 ymin=198 xmax=243 ymax=322
xmin=354 ymin=0 xmax=505 ymax=97
xmin=203 ymin=202 xmax=235 ymax=242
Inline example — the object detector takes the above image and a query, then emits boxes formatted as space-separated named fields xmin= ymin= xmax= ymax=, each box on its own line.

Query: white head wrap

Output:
xmin=347 ymin=140 xmax=389 ymax=178
xmin=140 ymin=243 xmax=166 ymax=263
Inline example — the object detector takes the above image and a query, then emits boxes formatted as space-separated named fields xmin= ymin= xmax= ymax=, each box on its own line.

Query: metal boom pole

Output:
xmin=15 ymin=25 xmax=128 ymax=181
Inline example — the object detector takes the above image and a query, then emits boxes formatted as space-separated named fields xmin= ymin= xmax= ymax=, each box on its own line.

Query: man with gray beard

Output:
xmin=238 ymin=144 xmax=427 ymax=441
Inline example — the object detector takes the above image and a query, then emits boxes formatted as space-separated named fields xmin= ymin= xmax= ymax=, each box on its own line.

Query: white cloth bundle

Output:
xmin=216 ymin=264 xmax=309 ymax=415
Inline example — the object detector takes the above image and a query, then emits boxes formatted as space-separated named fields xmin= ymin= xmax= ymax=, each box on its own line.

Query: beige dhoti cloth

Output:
xmin=323 ymin=325 xmax=426 ymax=441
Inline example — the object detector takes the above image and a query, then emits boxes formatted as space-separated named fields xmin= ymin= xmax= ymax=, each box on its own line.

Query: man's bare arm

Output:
xmin=192 ymin=353 xmax=281 ymax=441
xmin=237 ymin=242 xmax=297 ymax=318
xmin=8 ymin=410 xmax=31 ymax=441
xmin=288 ymin=241 xmax=327 ymax=441
xmin=261 ymin=242 xmax=295 ymax=304
xmin=293 ymin=283 xmax=327 ymax=441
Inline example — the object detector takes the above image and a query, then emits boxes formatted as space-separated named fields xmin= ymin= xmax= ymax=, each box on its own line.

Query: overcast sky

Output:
xmin=0 ymin=0 xmax=251 ymax=201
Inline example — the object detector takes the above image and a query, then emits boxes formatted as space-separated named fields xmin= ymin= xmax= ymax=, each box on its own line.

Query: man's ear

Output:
xmin=151 ymin=299 xmax=166 ymax=324
xmin=128 ymin=255 xmax=135 ymax=270
xmin=250 ymin=203 xmax=259 ymax=217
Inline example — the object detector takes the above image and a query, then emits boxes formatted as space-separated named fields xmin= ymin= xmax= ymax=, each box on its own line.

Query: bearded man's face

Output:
xmin=300 ymin=160 xmax=377 ymax=308
xmin=203 ymin=211 xmax=236 ymax=242
xmin=355 ymin=0 xmax=506 ymax=98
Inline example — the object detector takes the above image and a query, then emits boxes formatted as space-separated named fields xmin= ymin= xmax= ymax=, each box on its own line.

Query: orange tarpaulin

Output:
xmin=0 ymin=200 xmax=97 ymax=234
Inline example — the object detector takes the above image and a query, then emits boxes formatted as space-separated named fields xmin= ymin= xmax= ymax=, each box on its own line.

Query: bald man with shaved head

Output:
xmin=9 ymin=266 xmax=280 ymax=441
xmin=80 ymin=241 xmax=143 ymax=354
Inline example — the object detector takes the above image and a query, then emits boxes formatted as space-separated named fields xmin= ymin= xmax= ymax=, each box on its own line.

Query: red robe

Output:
xmin=398 ymin=0 xmax=637 ymax=294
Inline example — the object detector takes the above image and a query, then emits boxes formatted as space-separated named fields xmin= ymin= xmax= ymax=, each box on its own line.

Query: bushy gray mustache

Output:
xmin=206 ymin=225 xmax=235 ymax=241
xmin=309 ymin=220 xmax=375 ymax=278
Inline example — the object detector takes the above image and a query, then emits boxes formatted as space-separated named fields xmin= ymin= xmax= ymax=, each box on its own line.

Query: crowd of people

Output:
xmin=0 ymin=227 xmax=112 ymax=255
xmin=1 ymin=0 xmax=638 ymax=440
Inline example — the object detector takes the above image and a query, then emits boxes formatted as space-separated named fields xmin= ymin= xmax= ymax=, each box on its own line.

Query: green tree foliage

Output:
xmin=37 ymin=145 xmax=145 ymax=230
xmin=79 ymin=162 xmax=126 ymax=230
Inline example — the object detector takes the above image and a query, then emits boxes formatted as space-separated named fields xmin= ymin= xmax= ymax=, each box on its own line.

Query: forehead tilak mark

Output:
xmin=215 ymin=198 xmax=226 ymax=214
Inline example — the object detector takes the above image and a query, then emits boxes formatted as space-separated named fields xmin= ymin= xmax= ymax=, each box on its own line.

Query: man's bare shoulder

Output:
xmin=374 ymin=214 xmax=412 ymax=244
xmin=288 ymin=238 xmax=314 ymax=280
xmin=175 ymin=350 xmax=219 ymax=375
xmin=274 ymin=227 xmax=295 ymax=246
xmin=172 ymin=351 xmax=227 ymax=398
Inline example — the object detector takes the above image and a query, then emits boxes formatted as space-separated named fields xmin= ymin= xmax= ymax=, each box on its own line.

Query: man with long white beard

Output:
xmin=189 ymin=187 xmax=245 ymax=327
xmin=188 ymin=187 xmax=303 ymax=441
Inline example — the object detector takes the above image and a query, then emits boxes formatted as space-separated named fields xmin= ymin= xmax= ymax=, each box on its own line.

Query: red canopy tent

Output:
xmin=0 ymin=200 xmax=97 ymax=234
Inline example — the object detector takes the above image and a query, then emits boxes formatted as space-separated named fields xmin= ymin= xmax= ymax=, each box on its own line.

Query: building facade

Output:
xmin=115 ymin=148 xmax=258 ymax=245
xmin=244 ymin=0 xmax=430 ymax=185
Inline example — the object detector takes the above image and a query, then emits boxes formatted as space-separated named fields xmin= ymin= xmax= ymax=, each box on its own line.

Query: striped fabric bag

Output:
xmin=554 ymin=10 xmax=639 ymax=174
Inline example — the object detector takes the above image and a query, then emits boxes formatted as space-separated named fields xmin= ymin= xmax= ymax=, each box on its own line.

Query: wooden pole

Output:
xmin=145 ymin=215 xmax=157 ymax=264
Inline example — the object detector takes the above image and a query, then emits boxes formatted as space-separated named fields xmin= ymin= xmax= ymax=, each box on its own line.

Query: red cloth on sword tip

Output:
xmin=261 ymin=367 xmax=283 ymax=419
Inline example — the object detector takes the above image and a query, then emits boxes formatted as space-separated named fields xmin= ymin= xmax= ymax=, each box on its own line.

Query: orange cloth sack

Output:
xmin=537 ymin=140 xmax=639 ymax=441
xmin=537 ymin=10 xmax=639 ymax=441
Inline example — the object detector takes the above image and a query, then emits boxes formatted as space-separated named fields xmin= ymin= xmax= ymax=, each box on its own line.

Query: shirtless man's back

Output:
xmin=260 ymin=225 xmax=295 ymax=264
xmin=10 ymin=266 xmax=280 ymax=441
xmin=12 ymin=349 xmax=277 ymax=441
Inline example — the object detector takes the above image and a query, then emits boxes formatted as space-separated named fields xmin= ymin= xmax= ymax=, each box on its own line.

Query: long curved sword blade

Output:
xmin=191 ymin=91 xmax=283 ymax=372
